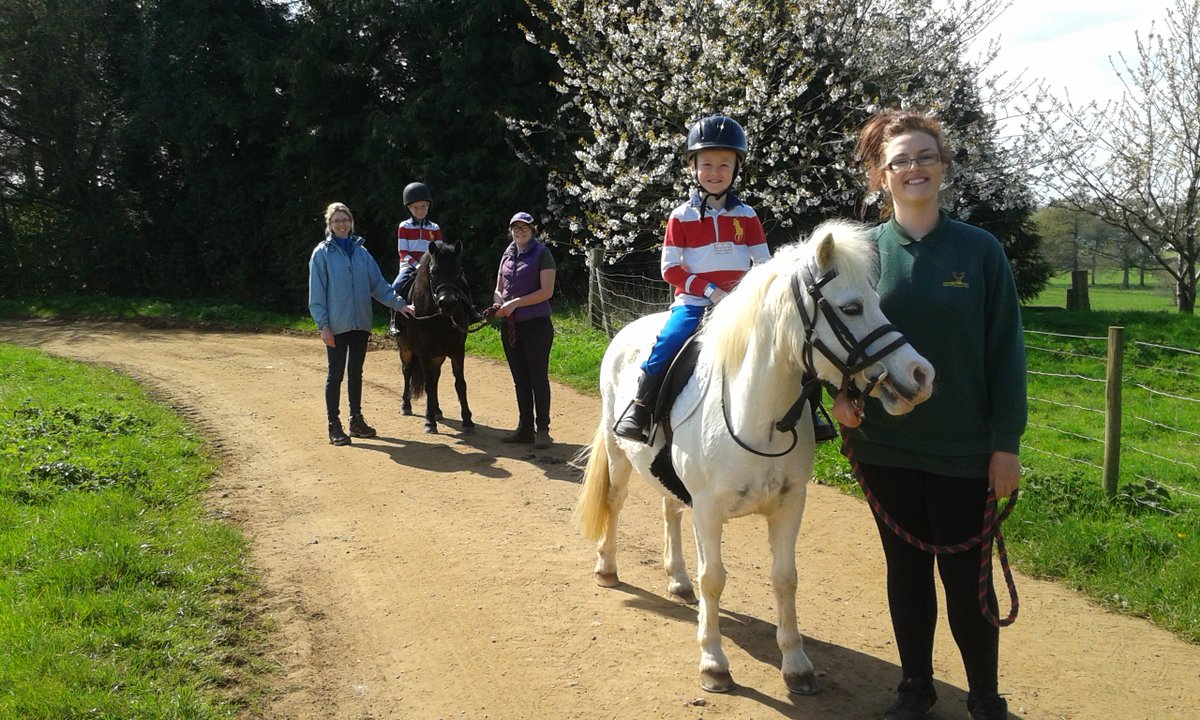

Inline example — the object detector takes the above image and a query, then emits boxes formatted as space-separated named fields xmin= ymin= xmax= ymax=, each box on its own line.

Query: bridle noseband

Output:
xmin=721 ymin=264 xmax=915 ymax=457
xmin=793 ymin=266 xmax=911 ymax=407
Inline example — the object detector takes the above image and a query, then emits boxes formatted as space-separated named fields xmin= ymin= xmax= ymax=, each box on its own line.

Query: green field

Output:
xmin=1031 ymin=270 xmax=1180 ymax=312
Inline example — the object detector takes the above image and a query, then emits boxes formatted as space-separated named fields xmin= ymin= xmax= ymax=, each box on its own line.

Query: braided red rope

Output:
xmin=839 ymin=429 xmax=1020 ymax=628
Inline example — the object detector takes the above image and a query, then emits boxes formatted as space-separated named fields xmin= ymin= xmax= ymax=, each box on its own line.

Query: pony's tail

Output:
xmin=574 ymin=425 xmax=611 ymax=541
xmin=409 ymin=361 xmax=426 ymax=401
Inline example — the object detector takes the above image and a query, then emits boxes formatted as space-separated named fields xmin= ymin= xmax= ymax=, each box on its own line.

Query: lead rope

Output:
xmin=839 ymin=427 xmax=1020 ymax=628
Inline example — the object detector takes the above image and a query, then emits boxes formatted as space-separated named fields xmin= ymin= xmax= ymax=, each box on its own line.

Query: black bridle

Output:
xmin=793 ymin=266 xmax=912 ymax=404
xmin=404 ymin=270 xmax=486 ymax=334
xmin=721 ymin=263 xmax=914 ymax=457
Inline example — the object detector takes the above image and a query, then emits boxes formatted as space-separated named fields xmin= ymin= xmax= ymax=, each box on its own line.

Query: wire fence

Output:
xmin=587 ymin=250 xmax=673 ymax=337
xmin=1024 ymin=329 xmax=1200 ymax=504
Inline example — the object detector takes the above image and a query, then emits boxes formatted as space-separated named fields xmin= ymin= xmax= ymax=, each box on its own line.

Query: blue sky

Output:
xmin=967 ymin=0 xmax=1176 ymax=111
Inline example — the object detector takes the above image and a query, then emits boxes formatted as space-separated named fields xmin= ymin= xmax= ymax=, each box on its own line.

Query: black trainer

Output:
xmin=967 ymin=691 xmax=1008 ymax=720
xmin=328 ymin=420 xmax=351 ymax=446
xmin=348 ymin=414 xmax=376 ymax=438
xmin=883 ymin=678 xmax=937 ymax=720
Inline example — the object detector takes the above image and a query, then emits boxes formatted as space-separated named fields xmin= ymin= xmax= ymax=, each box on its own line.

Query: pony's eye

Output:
xmin=840 ymin=302 xmax=863 ymax=316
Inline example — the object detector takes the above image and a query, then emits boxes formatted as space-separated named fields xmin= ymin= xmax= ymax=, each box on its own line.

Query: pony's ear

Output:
xmin=815 ymin=232 xmax=835 ymax=270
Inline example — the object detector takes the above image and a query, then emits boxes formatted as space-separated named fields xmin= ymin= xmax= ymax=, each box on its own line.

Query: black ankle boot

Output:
xmin=884 ymin=678 xmax=937 ymax=720
xmin=500 ymin=426 xmax=534 ymax=443
xmin=967 ymin=691 xmax=1008 ymax=720
xmin=613 ymin=370 xmax=664 ymax=442
xmin=328 ymin=420 xmax=351 ymax=446
xmin=348 ymin=414 xmax=376 ymax=438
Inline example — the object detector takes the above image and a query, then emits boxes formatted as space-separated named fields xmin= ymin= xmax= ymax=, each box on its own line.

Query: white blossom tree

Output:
xmin=1023 ymin=0 xmax=1200 ymax=313
xmin=516 ymin=0 xmax=1044 ymax=294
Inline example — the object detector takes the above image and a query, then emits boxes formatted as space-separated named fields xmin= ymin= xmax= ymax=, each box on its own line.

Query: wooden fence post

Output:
xmin=1102 ymin=326 xmax=1125 ymax=496
xmin=587 ymin=247 xmax=603 ymax=331
xmin=1068 ymin=270 xmax=1090 ymax=310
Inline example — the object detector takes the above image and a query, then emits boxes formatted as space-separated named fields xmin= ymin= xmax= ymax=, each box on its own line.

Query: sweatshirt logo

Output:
xmin=732 ymin=218 xmax=744 ymax=244
xmin=943 ymin=272 xmax=970 ymax=288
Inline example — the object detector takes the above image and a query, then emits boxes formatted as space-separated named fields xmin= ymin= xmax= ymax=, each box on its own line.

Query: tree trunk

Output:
xmin=1179 ymin=278 xmax=1196 ymax=314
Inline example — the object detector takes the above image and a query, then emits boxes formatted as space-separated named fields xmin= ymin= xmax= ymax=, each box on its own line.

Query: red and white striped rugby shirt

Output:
xmin=661 ymin=193 xmax=770 ymax=307
xmin=396 ymin=218 xmax=443 ymax=269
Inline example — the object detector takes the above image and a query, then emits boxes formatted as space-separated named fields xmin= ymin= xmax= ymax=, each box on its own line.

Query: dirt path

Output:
xmin=2 ymin=319 xmax=1197 ymax=720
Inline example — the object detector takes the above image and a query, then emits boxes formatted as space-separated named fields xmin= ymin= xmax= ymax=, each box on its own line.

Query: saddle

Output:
xmin=645 ymin=334 xmax=704 ymax=507
xmin=396 ymin=273 xmax=416 ymax=304
xmin=647 ymin=333 xmax=703 ymax=446
xmin=641 ymin=330 xmax=829 ymax=508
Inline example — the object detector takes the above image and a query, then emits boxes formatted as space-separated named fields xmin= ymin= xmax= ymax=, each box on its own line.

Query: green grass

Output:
xmin=466 ymin=307 xmax=609 ymax=394
xmin=1031 ymin=270 xmax=1180 ymax=312
xmin=0 ymin=345 xmax=268 ymax=719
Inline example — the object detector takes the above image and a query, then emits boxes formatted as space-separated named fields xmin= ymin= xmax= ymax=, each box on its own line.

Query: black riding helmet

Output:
xmin=403 ymin=182 xmax=432 ymax=206
xmin=685 ymin=115 xmax=747 ymax=204
xmin=685 ymin=115 xmax=748 ymax=162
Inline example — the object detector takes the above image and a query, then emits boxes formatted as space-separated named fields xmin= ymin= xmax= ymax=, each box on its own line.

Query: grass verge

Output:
xmin=0 ymin=344 xmax=268 ymax=719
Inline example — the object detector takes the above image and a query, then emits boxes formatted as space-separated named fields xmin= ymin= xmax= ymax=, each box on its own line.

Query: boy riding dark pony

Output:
xmin=394 ymin=240 xmax=479 ymax=435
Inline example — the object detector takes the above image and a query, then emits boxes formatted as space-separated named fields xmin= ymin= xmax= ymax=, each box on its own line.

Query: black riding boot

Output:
xmin=613 ymin=370 xmax=664 ymax=442
xmin=812 ymin=402 xmax=837 ymax=442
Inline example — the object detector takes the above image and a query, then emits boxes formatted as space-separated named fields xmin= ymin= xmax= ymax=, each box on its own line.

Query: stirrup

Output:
xmin=613 ymin=400 xmax=650 ymax=442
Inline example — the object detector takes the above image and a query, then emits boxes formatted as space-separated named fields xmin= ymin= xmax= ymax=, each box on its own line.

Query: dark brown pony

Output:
xmin=394 ymin=240 xmax=475 ymax=434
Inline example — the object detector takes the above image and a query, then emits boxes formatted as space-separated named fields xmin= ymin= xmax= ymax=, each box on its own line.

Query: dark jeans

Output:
xmin=857 ymin=462 xmax=1000 ymax=695
xmin=500 ymin=315 xmax=553 ymax=432
xmin=324 ymin=329 xmax=370 ymax=424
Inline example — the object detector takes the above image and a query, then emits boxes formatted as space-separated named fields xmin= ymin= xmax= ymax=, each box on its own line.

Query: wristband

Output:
xmin=703 ymin=283 xmax=718 ymax=298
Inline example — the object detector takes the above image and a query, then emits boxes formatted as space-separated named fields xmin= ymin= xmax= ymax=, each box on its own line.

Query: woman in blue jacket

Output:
xmin=309 ymin=202 xmax=415 ymax=446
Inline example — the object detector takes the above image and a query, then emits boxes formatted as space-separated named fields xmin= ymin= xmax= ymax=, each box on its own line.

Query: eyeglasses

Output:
xmin=885 ymin=153 xmax=941 ymax=173
xmin=330 ymin=217 xmax=352 ymax=224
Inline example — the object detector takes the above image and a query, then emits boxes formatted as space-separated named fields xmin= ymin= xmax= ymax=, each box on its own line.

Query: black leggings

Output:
xmin=857 ymin=462 xmax=1000 ymax=695
xmin=324 ymin=329 xmax=370 ymax=423
xmin=500 ymin=315 xmax=553 ymax=432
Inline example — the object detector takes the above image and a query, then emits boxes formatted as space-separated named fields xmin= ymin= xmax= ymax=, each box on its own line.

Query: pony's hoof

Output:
xmin=401 ymin=406 xmax=412 ymax=416
xmin=461 ymin=423 xmax=476 ymax=435
xmin=785 ymin=670 xmax=820 ymax=695
xmin=424 ymin=425 xmax=438 ymax=434
xmin=700 ymin=669 xmax=735 ymax=693
xmin=595 ymin=572 xmax=620 ymax=588
xmin=670 ymin=588 xmax=698 ymax=605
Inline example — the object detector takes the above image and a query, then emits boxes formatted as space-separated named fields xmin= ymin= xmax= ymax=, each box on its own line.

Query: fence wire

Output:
xmin=1024 ymin=327 xmax=1200 ymax=505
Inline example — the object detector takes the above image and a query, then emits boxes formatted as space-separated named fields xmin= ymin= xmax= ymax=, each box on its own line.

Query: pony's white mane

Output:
xmin=703 ymin=219 xmax=878 ymax=376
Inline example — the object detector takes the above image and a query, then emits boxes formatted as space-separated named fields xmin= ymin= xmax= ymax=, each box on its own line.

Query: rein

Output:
xmin=840 ymin=429 xmax=1020 ymax=628
xmin=401 ymin=277 xmax=484 ymax=334
xmin=720 ymin=264 xmax=913 ymax=458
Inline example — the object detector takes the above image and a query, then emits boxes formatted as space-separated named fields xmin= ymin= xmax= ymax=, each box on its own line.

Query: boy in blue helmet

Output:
xmin=613 ymin=114 xmax=836 ymax=443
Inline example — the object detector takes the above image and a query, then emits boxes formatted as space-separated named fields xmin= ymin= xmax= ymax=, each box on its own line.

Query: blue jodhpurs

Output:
xmin=642 ymin=303 xmax=705 ymax=377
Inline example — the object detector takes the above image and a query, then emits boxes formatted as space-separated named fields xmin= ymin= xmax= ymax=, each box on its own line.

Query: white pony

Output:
xmin=576 ymin=220 xmax=935 ymax=694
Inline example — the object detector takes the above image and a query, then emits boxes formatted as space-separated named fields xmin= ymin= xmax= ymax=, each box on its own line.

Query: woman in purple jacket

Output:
xmin=490 ymin=212 xmax=557 ymax=448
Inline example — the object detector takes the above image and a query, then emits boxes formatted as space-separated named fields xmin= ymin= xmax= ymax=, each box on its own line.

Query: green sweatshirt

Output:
xmin=844 ymin=212 xmax=1027 ymax=478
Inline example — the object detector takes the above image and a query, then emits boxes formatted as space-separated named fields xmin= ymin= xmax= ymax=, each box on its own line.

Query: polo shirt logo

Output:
xmin=943 ymin=272 xmax=970 ymax=288
xmin=732 ymin=218 xmax=744 ymax=244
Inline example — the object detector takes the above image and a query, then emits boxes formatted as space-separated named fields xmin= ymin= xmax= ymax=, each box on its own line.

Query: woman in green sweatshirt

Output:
xmin=835 ymin=110 xmax=1026 ymax=720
